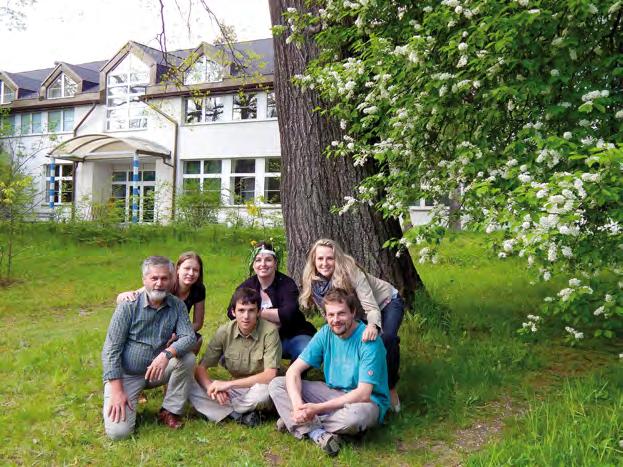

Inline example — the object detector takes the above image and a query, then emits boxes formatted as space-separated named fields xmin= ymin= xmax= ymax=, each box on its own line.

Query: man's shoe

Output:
xmin=313 ymin=431 xmax=340 ymax=457
xmin=157 ymin=408 xmax=183 ymax=429
xmin=240 ymin=410 xmax=261 ymax=427
xmin=275 ymin=417 xmax=287 ymax=433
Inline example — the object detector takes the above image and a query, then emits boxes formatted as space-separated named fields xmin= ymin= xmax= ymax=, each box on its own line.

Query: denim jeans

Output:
xmin=281 ymin=334 xmax=313 ymax=362
xmin=381 ymin=295 xmax=405 ymax=389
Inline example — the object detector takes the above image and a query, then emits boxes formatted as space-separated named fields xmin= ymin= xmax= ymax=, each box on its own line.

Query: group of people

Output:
xmin=101 ymin=239 xmax=405 ymax=456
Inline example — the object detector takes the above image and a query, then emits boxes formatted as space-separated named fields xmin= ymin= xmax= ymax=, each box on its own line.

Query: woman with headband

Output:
xmin=227 ymin=240 xmax=316 ymax=362
xmin=299 ymin=238 xmax=405 ymax=412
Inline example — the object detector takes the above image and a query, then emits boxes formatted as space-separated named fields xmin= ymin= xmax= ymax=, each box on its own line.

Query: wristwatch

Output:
xmin=162 ymin=349 xmax=173 ymax=360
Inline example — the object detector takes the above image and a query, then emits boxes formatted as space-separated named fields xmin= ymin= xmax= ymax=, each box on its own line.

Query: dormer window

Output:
xmin=0 ymin=80 xmax=15 ymax=104
xmin=185 ymin=56 xmax=223 ymax=85
xmin=47 ymin=74 xmax=77 ymax=99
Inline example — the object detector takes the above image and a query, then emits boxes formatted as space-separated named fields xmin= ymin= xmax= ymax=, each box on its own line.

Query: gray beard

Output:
xmin=147 ymin=289 xmax=167 ymax=302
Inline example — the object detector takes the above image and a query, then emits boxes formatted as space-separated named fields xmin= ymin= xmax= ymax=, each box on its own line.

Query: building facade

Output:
xmin=0 ymin=38 xmax=432 ymax=225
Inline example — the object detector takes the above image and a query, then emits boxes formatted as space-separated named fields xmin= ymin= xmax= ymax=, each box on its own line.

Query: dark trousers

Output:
xmin=381 ymin=295 xmax=405 ymax=389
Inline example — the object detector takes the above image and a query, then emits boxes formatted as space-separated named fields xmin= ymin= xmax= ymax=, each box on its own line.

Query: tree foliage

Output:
xmin=281 ymin=0 xmax=623 ymax=340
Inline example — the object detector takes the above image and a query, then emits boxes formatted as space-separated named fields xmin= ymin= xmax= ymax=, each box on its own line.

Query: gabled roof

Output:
xmin=1 ymin=37 xmax=274 ymax=105
xmin=38 ymin=62 xmax=102 ymax=97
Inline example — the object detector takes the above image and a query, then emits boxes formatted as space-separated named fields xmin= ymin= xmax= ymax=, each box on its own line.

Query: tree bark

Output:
xmin=268 ymin=0 xmax=423 ymax=308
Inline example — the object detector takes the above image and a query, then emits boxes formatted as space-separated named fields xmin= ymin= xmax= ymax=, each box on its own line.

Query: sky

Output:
xmin=1 ymin=0 xmax=273 ymax=72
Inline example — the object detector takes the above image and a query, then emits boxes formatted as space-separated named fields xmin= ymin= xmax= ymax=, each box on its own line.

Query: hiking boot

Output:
xmin=275 ymin=417 xmax=287 ymax=433
xmin=157 ymin=408 xmax=183 ymax=430
xmin=313 ymin=431 xmax=340 ymax=456
xmin=240 ymin=410 xmax=261 ymax=427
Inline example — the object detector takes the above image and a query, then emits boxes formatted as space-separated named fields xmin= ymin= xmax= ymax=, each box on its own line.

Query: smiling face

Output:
xmin=233 ymin=300 xmax=260 ymax=336
xmin=178 ymin=258 xmax=200 ymax=287
xmin=314 ymin=245 xmax=336 ymax=278
xmin=324 ymin=300 xmax=357 ymax=338
xmin=253 ymin=253 xmax=277 ymax=282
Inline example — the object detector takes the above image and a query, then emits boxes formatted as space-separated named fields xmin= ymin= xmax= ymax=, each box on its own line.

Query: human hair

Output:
xmin=172 ymin=251 xmax=204 ymax=295
xmin=232 ymin=287 xmax=261 ymax=311
xmin=299 ymin=238 xmax=359 ymax=309
xmin=248 ymin=240 xmax=278 ymax=276
xmin=141 ymin=256 xmax=175 ymax=277
xmin=322 ymin=288 xmax=357 ymax=314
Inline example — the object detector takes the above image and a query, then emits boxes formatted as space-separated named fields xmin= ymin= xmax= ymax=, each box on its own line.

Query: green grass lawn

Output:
xmin=0 ymin=224 xmax=621 ymax=466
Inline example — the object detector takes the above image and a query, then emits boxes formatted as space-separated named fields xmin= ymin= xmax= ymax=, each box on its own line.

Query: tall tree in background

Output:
xmin=268 ymin=0 xmax=422 ymax=305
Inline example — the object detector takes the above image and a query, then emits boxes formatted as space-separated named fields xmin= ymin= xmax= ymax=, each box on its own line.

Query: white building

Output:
xmin=0 ymin=38 xmax=433 ymax=225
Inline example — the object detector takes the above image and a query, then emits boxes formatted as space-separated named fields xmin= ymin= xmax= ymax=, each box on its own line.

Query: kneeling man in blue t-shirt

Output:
xmin=269 ymin=288 xmax=390 ymax=456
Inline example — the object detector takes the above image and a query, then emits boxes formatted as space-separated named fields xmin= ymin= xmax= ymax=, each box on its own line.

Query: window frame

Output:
xmin=184 ymin=95 xmax=225 ymax=124
xmin=184 ymin=56 xmax=224 ymax=85
xmin=232 ymin=93 xmax=258 ymax=121
xmin=0 ymin=80 xmax=15 ymax=104
xmin=47 ymin=73 xmax=78 ymax=99
xmin=45 ymin=163 xmax=74 ymax=205
xmin=47 ymin=108 xmax=74 ymax=133
xmin=182 ymin=159 xmax=223 ymax=203
xmin=105 ymin=53 xmax=149 ymax=131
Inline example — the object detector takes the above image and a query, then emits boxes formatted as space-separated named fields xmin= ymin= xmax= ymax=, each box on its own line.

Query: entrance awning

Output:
xmin=49 ymin=134 xmax=171 ymax=162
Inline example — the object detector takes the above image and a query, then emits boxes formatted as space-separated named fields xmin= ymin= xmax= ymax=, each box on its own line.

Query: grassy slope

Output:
xmin=0 ymin=226 xmax=620 ymax=466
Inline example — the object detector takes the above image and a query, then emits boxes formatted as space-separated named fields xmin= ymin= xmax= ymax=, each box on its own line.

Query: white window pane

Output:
xmin=63 ymin=109 xmax=74 ymax=131
xmin=31 ymin=113 xmax=42 ymax=133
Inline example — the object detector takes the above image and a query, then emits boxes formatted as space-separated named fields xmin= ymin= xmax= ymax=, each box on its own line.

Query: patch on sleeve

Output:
xmin=367 ymin=369 xmax=374 ymax=376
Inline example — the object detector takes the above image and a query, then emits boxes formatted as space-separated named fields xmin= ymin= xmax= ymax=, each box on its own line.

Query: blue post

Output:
xmin=132 ymin=153 xmax=139 ymax=223
xmin=48 ymin=158 xmax=56 ymax=209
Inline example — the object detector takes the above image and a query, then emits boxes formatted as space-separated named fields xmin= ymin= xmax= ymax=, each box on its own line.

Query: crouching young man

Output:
xmin=268 ymin=288 xmax=390 ymax=456
xmin=188 ymin=287 xmax=281 ymax=426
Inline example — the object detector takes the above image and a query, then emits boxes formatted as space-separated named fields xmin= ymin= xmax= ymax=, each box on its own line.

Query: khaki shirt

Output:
xmin=200 ymin=319 xmax=282 ymax=378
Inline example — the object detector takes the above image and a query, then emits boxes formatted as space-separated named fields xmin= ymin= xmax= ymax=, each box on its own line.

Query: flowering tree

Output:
xmin=279 ymin=0 xmax=623 ymax=341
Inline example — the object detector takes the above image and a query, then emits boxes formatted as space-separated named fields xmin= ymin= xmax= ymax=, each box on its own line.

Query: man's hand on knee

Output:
xmin=107 ymin=383 xmax=133 ymax=423
xmin=145 ymin=352 xmax=169 ymax=382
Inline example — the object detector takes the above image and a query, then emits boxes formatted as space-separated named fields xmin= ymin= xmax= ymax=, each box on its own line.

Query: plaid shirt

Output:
xmin=102 ymin=291 xmax=196 ymax=381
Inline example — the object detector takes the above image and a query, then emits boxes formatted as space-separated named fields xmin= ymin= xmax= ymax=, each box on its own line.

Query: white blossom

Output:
xmin=593 ymin=306 xmax=605 ymax=316
xmin=563 ymin=132 xmax=572 ymax=140
xmin=548 ymin=244 xmax=558 ymax=262
xmin=457 ymin=55 xmax=468 ymax=68
xmin=615 ymin=110 xmax=623 ymax=119
xmin=565 ymin=326 xmax=584 ymax=339
xmin=550 ymin=69 xmax=560 ymax=77
xmin=561 ymin=246 xmax=573 ymax=258
xmin=569 ymin=278 xmax=581 ymax=287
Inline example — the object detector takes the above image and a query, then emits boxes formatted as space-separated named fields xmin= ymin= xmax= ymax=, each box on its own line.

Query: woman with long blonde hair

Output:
xmin=300 ymin=239 xmax=405 ymax=411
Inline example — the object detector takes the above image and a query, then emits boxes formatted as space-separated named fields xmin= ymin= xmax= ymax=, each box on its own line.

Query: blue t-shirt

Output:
xmin=300 ymin=321 xmax=390 ymax=422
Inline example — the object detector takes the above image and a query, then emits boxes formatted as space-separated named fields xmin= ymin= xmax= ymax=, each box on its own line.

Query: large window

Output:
xmin=45 ymin=163 xmax=74 ymax=204
xmin=111 ymin=169 xmax=156 ymax=222
xmin=19 ymin=112 xmax=43 ymax=135
xmin=184 ymin=56 xmax=223 ymax=85
xmin=106 ymin=53 xmax=149 ymax=130
xmin=0 ymin=80 xmax=15 ymax=104
xmin=232 ymin=93 xmax=257 ymax=120
xmin=181 ymin=157 xmax=282 ymax=206
xmin=182 ymin=160 xmax=222 ymax=204
xmin=48 ymin=108 xmax=74 ymax=133
xmin=185 ymin=96 xmax=225 ymax=124
xmin=47 ymin=74 xmax=77 ymax=99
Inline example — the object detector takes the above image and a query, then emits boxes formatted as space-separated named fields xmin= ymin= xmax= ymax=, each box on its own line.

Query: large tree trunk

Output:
xmin=268 ymin=0 xmax=423 ymax=308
